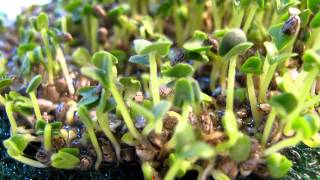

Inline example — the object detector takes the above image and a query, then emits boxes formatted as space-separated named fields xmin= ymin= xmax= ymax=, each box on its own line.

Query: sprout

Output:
xmin=240 ymin=56 xmax=263 ymax=125
xmin=261 ymin=93 xmax=298 ymax=146
xmin=77 ymin=105 xmax=102 ymax=170
xmin=3 ymin=134 xmax=46 ymax=168
xmin=96 ymin=89 xmax=121 ymax=165
xmin=51 ymin=148 xmax=80 ymax=169
xmin=81 ymin=51 xmax=141 ymax=140
xmin=35 ymin=119 xmax=62 ymax=152
xmin=35 ymin=13 xmax=54 ymax=85
xmin=132 ymin=39 xmax=172 ymax=105
xmin=26 ymin=75 xmax=43 ymax=121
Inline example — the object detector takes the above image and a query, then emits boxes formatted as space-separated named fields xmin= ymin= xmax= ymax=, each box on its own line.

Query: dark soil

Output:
xmin=0 ymin=107 xmax=143 ymax=180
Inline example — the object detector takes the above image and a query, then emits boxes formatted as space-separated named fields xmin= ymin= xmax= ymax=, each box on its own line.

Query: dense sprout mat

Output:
xmin=1 ymin=0 xmax=320 ymax=179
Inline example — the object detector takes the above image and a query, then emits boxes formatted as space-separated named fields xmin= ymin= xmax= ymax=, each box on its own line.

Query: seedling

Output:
xmin=51 ymin=148 xmax=80 ymax=169
xmin=82 ymin=51 xmax=141 ymax=140
xmin=2 ymin=1 xmax=320 ymax=179
xmin=240 ymin=56 xmax=263 ymax=125
xmin=26 ymin=75 xmax=43 ymax=121
xmin=35 ymin=119 xmax=62 ymax=152
xmin=35 ymin=13 xmax=54 ymax=85
xmin=131 ymin=39 xmax=172 ymax=105
xmin=3 ymin=134 xmax=46 ymax=168
xmin=77 ymin=105 xmax=102 ymax=170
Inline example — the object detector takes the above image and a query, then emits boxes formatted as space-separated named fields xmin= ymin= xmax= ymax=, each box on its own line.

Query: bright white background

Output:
xmin=0 ymin=0 xmax=51 ymax=20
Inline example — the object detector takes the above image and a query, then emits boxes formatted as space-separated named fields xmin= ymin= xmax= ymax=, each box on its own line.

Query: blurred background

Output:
xmin=0 ymin=0 xmax=50 ymax=21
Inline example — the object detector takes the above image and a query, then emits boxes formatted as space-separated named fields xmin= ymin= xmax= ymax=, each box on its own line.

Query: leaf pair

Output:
xmin=3 ymin=134 xmax=29 ymax=157
xmin=173 ymin=78 xmax=201 ymax=108
xmin=129 ymin=39 xmax=172 ymax=66
xmin=51 ymin=148 xmax=80 ymax=169
xmin=77 ymin=86 xmax=100 ymax=107
xmin=35 ymin=119 xmax=62 ymax=136
xmin=81 ymin=51 xmax=117 ymax=88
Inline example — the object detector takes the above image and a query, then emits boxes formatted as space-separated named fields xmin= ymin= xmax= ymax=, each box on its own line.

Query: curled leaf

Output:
xmin=162 ymin=63 xmax=194 ymax=78
xmin=26 ymin=75 xmax=42 ymax=93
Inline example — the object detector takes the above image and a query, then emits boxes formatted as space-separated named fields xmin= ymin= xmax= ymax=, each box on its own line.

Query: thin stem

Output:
xmin=243 ymin=4 xmax=258 ymax=33
xmin=261 ymin=109 xmax=276 ymax=147
xmin=96 ymin=110 xmax=121 ymax=164
xmin=0 ymin=94 xmax=6 ymax=105
xmin=211 ymin=0 xmax=221 ymax=30
xmin=90 ymin=15 xmax=98 ymax=53
xmin=56 ymin=46 xmax=75 ymax=95
xmin=29 ymin=91 xmax=42 ymax=121
xmin=109 ymin=82 xmax=142 ymax=140
xmin=61 ymin=16 xmax=70 ymax=53
xmin=12 ymin=155 xmax=47 ymax=168
xmin=5 ymin=101 xmax=17 ymax=135
xmin=226 ymin=57 xmax=237 ymax=111
xmin=247 ymin=74 xmax=260 ymax=127
xmin=258 ymin=63 xmax=277 ymax=103
xmin=181 ymin=103 xmax=190 ymax=122
xmin=87 ymin=128 xmax=102 ymax=170
xmin=209 ymin=54 xmax=221 ymax=91
xmin=263 ymin=134 xmax=301 ymax=156
xmin=164 ymin=158 xmax=182 ymax=180
xmin=149 ymin=53 xmax=160 ymax=105
xmin=219 ymin=61 xmax=228 ymax=91
xmin=44 ymin=124 xmax=52 ymax=152
xmin=40 ymin=29 xmax=54 ymax=85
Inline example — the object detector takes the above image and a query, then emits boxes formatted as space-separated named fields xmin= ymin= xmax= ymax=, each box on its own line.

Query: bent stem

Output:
xmin=109 ymin=82 xmax=142 ymax=140
xmin=40 ymin=29 xmax=54 ymax=85
xmin=0 ymin=94 xmax=6 ymax=105
xmin=56 ymin=46 xmax=75 ymax=95
xmin=149 ymin=53 xmax=160 ymax=105
xmin=164 ymin=158 xmax=183 ymax=180
xmin=261 ymin=109 xmax=276 ymax=147
xmin=29 ymin=91 xmax=42 ymax=121
xmin=247 ymin=74 xmax=260 ymax=127
xmin=87 ymin=128 xmax=102 ymax=170
xmin=44 ymin=124 xmax=52 ymax=152
xmin=5 ymin=101 xmax=17 ymax=135
xmin=226 ymin=56 xmax=237 ymax=111
xmin=263 ymin=134 xmax=301 ymax=156
xmin=96 ymin=110 xmax=121 ymax=164
xmin=12 ymin=155 xmax=47 ymax=168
